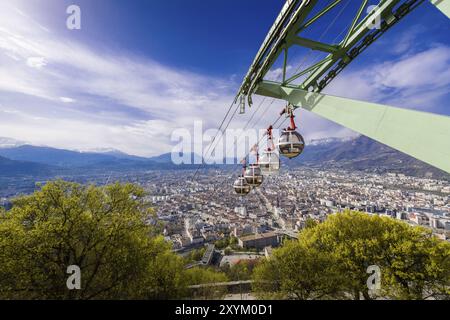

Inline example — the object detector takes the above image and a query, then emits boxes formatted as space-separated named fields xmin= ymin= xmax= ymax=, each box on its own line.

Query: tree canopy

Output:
xmin=0 ymin=180 xmax=223 ymax=299
xmin=2 ymin=181 xmax=448 ymax=300
xmin=253 ymin=211 xmax=450 ymax=300
xmin=185 ymin=267 xmax=228 ymax=299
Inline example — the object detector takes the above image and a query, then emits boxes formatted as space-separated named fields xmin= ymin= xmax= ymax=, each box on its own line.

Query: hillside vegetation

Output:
xmin=253 ymin=211 xmax=450 ymax=300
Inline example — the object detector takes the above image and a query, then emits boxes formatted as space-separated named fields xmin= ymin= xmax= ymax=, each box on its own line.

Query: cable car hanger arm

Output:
xmin=256 ymin=81 xmax=450 ymax=174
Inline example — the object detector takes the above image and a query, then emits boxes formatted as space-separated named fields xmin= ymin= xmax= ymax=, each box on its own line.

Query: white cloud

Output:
xmin=0 ymin=2 xmax=242 ymax=156
xmin=59 ymin=97 xmax=76 ymax=103
xmin=0 ymin=2 xmax=448 ymax=158
xmin=325 ymin=45 xmax=450 ymax=110
xmin=388 ymin=25 xmax=426 ymax=56
xmin=26 ymin=56 xmax=47 ymax=69
xmin=374 ymin=46 xmax=450 ymax=90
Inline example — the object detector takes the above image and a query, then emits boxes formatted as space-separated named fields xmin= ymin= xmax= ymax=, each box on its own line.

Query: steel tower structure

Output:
xmin=235 ymin=0 xmax=450 ymax=174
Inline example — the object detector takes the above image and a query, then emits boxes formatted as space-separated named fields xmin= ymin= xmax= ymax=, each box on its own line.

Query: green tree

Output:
xmin=253 ymin=211 xmax=450 ymax=300
xmin=304 ymin=218 xmax=318 ymax=229
xmin=227 ymin=260 xmax=259 ymax=282
xmin=215 ymin=238 xmax=228 ymax=250
xmin=0 ymin=180 xmax=187 ymax=300
xmin=185 ymin=268 xmax=228 ymax=299
xmin=215 ymin=236 xmax=238 ymax=250
xmin=229 ymin=236 xmax=238 ymax=245
xmin=186 ymin=247 xmax=206 ymax=263
xmin=379 ymin=224 xmax=450 ymax=299
xmin=252 ymin=241 xmax=343 ymax=300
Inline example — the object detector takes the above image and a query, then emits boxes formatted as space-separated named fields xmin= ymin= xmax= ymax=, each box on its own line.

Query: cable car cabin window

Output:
xmin=233 ymin=176 xmax=251 ymax=195
xmin=278 ymin=130 xmax=305 ymax=159
xmin=244 ymin=164 xmax=263 ymax=187
xmin=259 ymin=152 xmax=280 ymax=175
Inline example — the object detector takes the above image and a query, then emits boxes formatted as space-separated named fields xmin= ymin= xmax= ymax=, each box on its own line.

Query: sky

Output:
xmin=0 ymin=0 xmax=449 ymax=157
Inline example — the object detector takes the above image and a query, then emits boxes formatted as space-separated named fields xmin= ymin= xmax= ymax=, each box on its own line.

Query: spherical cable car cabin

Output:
xmin=259 ymin=126 xmax=280 ymax=176
xmin=233 ymin=159 xmax=251 ymax=195
xmin=233 ymin=176 xmax=251 ymax=195
xmin=244 ymin=145 xmax=264 ymax=187
xmin=277 ymin=106 xmax=305 ymax=159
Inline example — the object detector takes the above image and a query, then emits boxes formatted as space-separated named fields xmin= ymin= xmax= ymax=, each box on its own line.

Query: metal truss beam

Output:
xmin=256 ymin=81 xmax=450 ymax=174
xmin=290 ymin=36 xmax=339 ymax=53
xmin=236 ymin=0 xmax=426 ymax=104
xmin=236 ymin=0 xmax=319 ymax=105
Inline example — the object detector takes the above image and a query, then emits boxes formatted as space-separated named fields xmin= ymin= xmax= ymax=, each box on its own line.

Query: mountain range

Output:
xmin=0 ymin=136 xmax=448 ymax=180
xmin=0 ymin=155 xmax=53 ymax=176
xmin=284 ymin=136 xmax=450 ymax=179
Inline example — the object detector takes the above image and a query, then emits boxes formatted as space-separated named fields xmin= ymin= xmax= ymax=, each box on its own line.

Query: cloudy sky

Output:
xmin=0 ymin=0 xmax=448 ymax=157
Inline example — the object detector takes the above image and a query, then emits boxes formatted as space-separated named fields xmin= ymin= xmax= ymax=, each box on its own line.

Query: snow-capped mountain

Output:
xmin=308 ymin=136 xmax=358 ymax=146
xmin=77 ymin=147 xmax=124 ymax=154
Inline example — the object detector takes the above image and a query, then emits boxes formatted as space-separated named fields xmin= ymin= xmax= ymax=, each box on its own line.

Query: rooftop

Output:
xmin=239 ymin=232 xmax=278 ymax=242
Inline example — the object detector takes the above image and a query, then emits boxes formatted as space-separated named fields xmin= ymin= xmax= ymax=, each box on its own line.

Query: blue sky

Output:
xmin=0 ymin=0 xmax=448 ymax=156
xmin=40 ymin=0 xmax=287 ymax=76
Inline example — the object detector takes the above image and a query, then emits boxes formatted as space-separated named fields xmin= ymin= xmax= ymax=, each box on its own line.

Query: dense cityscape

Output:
xmin=3 ymin=169 xmax=450 ymax=246
xmin=150 ymin=168 xmax=450 ymax=252
xmin=3 ymin=168 xmax=450 ymax=251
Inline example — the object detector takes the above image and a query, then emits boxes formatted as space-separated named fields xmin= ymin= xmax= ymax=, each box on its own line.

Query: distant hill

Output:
xmin=77 ymin=148 xmax=149 ymax=162
xmin=0 ymin=155 xmax=54 ymax=176
xmin=284 ymin=136 xmax=450 ymax=180
xmin=0 ymin=145 xmax=138 ymax=167
xmin=148 ymin=153 xmax=180 ymax=164
xmin=0 ymin=136 xmax=448 ymax=180
xmin=149 ymin=153 xmax=221 ymax=165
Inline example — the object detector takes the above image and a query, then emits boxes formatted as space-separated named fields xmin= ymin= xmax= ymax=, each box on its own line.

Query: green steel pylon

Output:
xmin=236 ymin=0 xmax=450 ymax=174
xmin=256 ymin=81 xmax=450 ymax=174
xmin=431 ymin=0 xmax=450 ymax=17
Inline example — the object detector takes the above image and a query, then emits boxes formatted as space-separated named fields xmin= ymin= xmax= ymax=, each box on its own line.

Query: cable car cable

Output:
xmin=198 ymin=1 xmax=351 ymax=190
xmin=192 ymin=101 xmax=240 ymax=180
